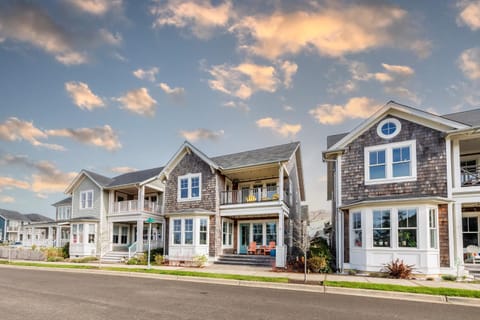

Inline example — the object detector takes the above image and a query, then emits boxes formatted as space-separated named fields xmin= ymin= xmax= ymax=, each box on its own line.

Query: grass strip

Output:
xmin=324 ymin=281 xmax=480 ymax=299
xmin=0 ymin=260 xmax=97 ymax=269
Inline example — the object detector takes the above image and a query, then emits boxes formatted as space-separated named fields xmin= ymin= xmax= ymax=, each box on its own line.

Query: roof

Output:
xmin=0 ymin=208 xmax=27 ymax=221
xmin=211 ymin=141 xmax=300 ymax=169
xmin=327 ymin=133 xmax=348 ymax=149
xmin=52 ymin=197 xmax=72 ymax=207
xmin=442 ymin=108 xmax=480 ymax=127
xmin=83 ymin=170 xmax=113 ymax=187
xmin=24 ymin=213 xmax=54 ymax=223
xmin=107 ymin=167 xmax=164 ymax=188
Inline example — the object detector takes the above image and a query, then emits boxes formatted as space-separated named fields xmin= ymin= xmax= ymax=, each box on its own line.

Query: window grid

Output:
xmin=373 ymin=210 xmax=390 ymax=247
xmin=398 ymin=209 xmax=417 ymax=248
xmin=429 ymin=209 xmax=437 ymax=249
xmin=352 ymin=212 xmax=362 ymax=247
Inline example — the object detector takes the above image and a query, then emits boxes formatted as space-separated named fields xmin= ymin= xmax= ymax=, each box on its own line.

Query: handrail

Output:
xmin=112 ymin=200 xmax=162 ymax=214
xmin=461 ymin=167 xmax=480 ymax=186
xmin=128 ymin=242 xmax=137 ymax=259
xmin=220 ymin=186 xmax=290 ymax=205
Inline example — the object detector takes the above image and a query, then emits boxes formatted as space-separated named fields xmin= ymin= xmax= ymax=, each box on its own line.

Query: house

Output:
xmin=323 ymin=101 xmax=480 ymax=275
xmin=0 ymin=209 xmax=28 ymax=243
xmin=58 ymin=141 xmax=305 ymax=267
xmin=21 ymin=214 xmax=56 ymax=247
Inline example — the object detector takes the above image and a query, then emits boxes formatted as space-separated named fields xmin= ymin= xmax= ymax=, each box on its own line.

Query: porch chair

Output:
xmin=465 ymin=245 xmax=480 ymax=264
xmin=246 ymin=194 xmax=257 ymax=202
xmin=247 ymin=241 xmax=257 ymax=255
xmin=264 ymin=241 xmax=276 ymax=255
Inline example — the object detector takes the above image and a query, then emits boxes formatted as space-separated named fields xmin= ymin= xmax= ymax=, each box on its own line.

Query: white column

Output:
xmin=445 ymin=137 xmax=452 ymax=198
xmin=276 ymin=209 xmax=286 ymax=268
xmin=453 ymin=202 xmax=464 ymax=272
xmin=279 ymin=164 xmax=284 ymax=202
xmin=48 ymin=226 xmax=53 ymax=246
xmin=108 ymin=190 xmax=114 ymax=214
xmin=136 ymin=219 xmax=144 ymax=252
xmin=452 ymin=139 xmax=461 ymax=190
xmin=56 ymin=226 xmax=61 ymax=247
xmin=138 ymin=185 xmax=145 ymax=212
xmin=31 ymin=226 xmax=35 ymax=245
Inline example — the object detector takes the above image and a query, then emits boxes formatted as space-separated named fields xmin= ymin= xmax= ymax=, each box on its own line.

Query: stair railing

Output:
xmin=128 ymin=242 xmax=137 ymax=259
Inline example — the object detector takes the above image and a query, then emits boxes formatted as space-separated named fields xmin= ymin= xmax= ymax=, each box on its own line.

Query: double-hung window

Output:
xmin=373 ymin=210 xmax=390 ymax=247
xmin=184 ymin=219 xmax=193 ymax=244
xmin=173 ymin=220 xmax=182 ymax=245
xmin=365 ymin=140 xmax=416 ymax=184
xmin=199 ymin=219 xmax=208 ymax=245
xmin=429 ymin=208 xmax=438 ymax=249
xmin=462 ymin=216 xmax=479 ymax=247
xmin=222 ymin=220 xmax=233 ymax=246
xmin=352 ymin=212 xmax=362 ymax=247
xmin=172 ymin=218 xmax=209 ymax=246
xmin=80 ymin=190 xmax=93 ymax=209
xmin=178 ymin=173 xmax=201 ymax=201
xmin=398 ymin=208 xmax=417 ymax=248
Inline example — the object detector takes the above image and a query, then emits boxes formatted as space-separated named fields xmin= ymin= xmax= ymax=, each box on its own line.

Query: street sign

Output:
xmin=146 ymin=217 xmax=155 ymax=223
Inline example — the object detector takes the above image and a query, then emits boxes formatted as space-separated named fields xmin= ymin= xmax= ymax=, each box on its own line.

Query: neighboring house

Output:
xmin=324 ymin=101 xmax=480 ymax=275
xmin=0 ymin=209 xmax=28 ymax=243
xmin=59 ymin=141 xmax=305 ymax=267
xmin=21 ymin=214 xmax=56 ymax=247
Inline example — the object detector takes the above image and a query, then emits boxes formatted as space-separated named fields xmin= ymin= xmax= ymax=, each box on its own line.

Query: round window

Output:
xmin=377 ymin=118 xmax=401 ymax=139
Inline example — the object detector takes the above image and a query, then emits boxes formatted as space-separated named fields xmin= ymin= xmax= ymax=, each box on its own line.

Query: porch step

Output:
xmin=100 ymin=251 xmax=129 ymax=264
xmin=465 ymin=264 xmax=480 ymax=280
xmin=215 ymin=254 xmax=275 ymax=267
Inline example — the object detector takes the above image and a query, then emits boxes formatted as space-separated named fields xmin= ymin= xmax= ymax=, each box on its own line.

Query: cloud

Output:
xmin=284 ymin=105 xmax=294 ymax=112
xmin=457 ymin=0 xmax=480 ymax=30
xmin=256 ymin=117 xmax=301 ymax=137
xmin=150 ymin=0 xmax=233 ymax=39
xmin=65 ymin=81 xmax=105 ymax=110
xmin=179 ymin=128 xmax=224 ymax=142
xmin=0 ymin=195 xmax=15 ymax=203
xmin=222 ymin=101 xmax=250 ymax=112
xmin=111 ymin=166 xmax=137 ymax=174
xmin=66 ymin=0 xmax=123 ymax=16
xmin=47 ymin=125 xmax=122 ymax=151
xmin=31 ymin=161 xmax=77 ymax=193
xmin=133 ymin=67 xmax=159 ymax=82
xmin=458 ymin=47 xmax=480 ymax=80
xmin=231 ymin=2 xmax=426 ymax=60
xmin=0 ymin=3 xmax=88 ymax=65
xmin=279 ymin=60 xmax=298 ymax=88
xmin=207 ymin=62 xmax=279 ymax=99
xmin=99 ymin=29 xmax=122 ymax=46
xmin=0 ymin=177 xmax=30 ymax=191
xmin=309 ymin=97 xmax=382 ymax=125
xmin=158 ymin=82 xmax=186 ymax=98
xmin=0 ymin=117 xmax=65 ymax=151
xmin=116 ymin=88 xmax=157 ymax=116
xmin=381 ymin=63 xmax=414 ymax=77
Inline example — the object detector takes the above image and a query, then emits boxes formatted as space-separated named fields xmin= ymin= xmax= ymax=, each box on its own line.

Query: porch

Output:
xmin=107 ymin=185 xmax=164 ymax=217
xmin=452 ymin=135 xmax=480 ymax=190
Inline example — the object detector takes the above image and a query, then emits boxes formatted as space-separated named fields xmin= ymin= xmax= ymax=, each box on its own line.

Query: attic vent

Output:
xmin=377 ymin=118 xmax=401 ymax=139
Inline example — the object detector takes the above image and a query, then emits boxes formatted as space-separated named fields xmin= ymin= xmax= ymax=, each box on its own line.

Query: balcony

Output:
xmin=110 ymin=200 xmax=162 ymax=216
xmin=6 ymin=226 xmax=20 ymax=232
xmin=220 ymin=186 xmax=290 ymax=206
xmin=461 ymin=165 xmax=480 ymax=187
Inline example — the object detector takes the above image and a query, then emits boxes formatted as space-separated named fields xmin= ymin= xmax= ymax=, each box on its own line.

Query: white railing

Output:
xmin=128 ymin=242 xmax=137 ymax=259
xmin=461 ymin=166 xmax=480 ymax=186
xmin=112 ymin=200 xmax=161 ymax=214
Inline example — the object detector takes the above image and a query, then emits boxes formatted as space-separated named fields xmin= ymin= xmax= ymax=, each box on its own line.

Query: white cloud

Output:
xmin=0 ymin=195 xmax=15 ymax=203
xmin=0 ymin=3 xmax=88 ymax=65
xmin=31 ymin=161 xmax=77 ymax=193
xmin=150 ymin=0 xmax=233 ymax=39
xmin=284 ymin=105 xmax=294 ymax=112
xmin=0 ymin=117 xmax=65 ymax=151
xmin=179 ymin=128 xmax=224 ymax=142
xmin=457 ymin=0 xmax=480 ymax=30
xmin=0 ymin=177 xmax=30 ymax=191
xmin=111 ymin=166 xmax=137 ymax=174
xmin=381 ymin=63 xmax=414 ymax=77
xmin=65 ymin=81 xmax=105 ymax=110
xmin=309 ymin=97 xmax=382 ymax=125
xmin=159 ymin=82 xmax=185 ymax=98
xmin=222 ymin=101 xmax=250 ymax=112
xmin=116 ymin=88 xmax=157 ymax=117
xmin=279 ymin=60 xmax=298 ymax=88
xmin=256 ymin=117 xmax=301 ymax=137
xmin=47 ymin=125 xmax=122 ymax=151
xmin=207 ymin=62 xmax=279 ymax=99
xmin=67 ymin=0 xmax=123 ymax=16
xmin=99 ymin=29 xmax=122 ymax=46
xmin=458 ymin=47 xmax=480 ymax=80
xmin=133 ymin=67 xmax=159 ymax=82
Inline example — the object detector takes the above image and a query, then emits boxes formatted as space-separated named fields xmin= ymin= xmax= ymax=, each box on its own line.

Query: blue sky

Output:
xmin=1 ymin=0 xmax=480 ymax=218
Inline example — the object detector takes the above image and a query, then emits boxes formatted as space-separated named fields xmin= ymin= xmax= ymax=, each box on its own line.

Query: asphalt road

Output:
xmin=0 ymin=267 xmax=477 ymax=320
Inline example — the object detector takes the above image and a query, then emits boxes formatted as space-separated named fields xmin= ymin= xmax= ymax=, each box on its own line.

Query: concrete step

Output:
xmin=215 ymin=254 xmax=274 ymax=267
xmin=100 ymin=251 xmax=129 ymax=263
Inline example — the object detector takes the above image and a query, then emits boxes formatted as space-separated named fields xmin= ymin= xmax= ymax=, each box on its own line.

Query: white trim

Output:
xmin=177 ymin=173 xmax=202 ymax=202
xmin=364 ymin=140 xmax=417 ymax=185
xmin=79 ymin=190 xmax=94 ymax=210
xmin=377 ymin=118 xmax=401 ymax=139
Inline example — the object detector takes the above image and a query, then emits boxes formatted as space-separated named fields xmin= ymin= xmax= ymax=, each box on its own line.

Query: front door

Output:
xmin=239 ymin=223 xmax=250 ymax=254
xmin=112 ymin=224 xmax=129 ymax=249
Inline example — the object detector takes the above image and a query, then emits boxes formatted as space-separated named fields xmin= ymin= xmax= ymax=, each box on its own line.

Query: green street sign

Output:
xmin=146 ymin=217 xmax=155 ymax=223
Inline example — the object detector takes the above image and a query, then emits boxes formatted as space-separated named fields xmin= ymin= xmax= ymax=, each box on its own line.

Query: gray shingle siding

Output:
xmin=72 ymin=177 xmax=102 ymax=219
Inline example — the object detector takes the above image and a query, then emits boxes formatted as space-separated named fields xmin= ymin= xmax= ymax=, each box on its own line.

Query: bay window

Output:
xmin=171 ymin=217 xmax=209 ymax=246
xmin=373 ymin=210 xmax=391 ymax=247
xmin=352 ymin=212 xmax=362 ymax=247
xmin=398 ymin=208 xmax=417 ymax=248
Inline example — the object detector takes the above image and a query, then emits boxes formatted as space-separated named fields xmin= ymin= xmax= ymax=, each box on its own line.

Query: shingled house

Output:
xmin=324 ymin=101 xmax=480 ymax=275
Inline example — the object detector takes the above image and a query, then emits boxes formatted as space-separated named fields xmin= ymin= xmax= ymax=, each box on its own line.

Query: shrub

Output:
xmin=441 ymin=274 xmax=457 ymax=281
xmin=348 ymin=269 xmax=357 ymax=276
xmin=31 ymin=244 xmax=37 ymax=251
xmin=127 ymin=254 xmax=147 ymax=265
xmin=308 ymin=256 xmax=329 ymax=273
xmin=309 ymin=237 xmax=334 ymax=272
xmin=193 ymin=254 xmax=208 ymax=268
xmin=144 ymin=248 xmax=164 ymax=263
xmin=47 ymin=256 xmax=65 ymax=262
xmin=383 ymin=259 xmax=414 ymax=279
xmin=154 ymin=255 xmax=165 ymax=265
xmin=42 ymin=247 xmax=63 ymax=260
xmin=70 ymin=256 xmax=98 ymax=263
xmin=62 ymin=242 xmax=69 ymax=258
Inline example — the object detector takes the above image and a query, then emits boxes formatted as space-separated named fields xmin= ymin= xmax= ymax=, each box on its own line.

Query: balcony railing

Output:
xmin=111 ymin=200 xmax=162 ymax=214
xmin=220 ymin=186 xmax=290 ymax=206
xmin=6 ymin=226 xmax=20 ymax=232
xmin=461 ymin=166 xmax=480 ymax=187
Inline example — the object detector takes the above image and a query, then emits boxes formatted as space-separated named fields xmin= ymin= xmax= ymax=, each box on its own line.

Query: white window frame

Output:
xmin=170 ymin=217 xmax=209 ymax=246
xmin=222 ymin=219 xmax=233 ymax=247
xmin=397 ymin=208 xmax=418 ymax=248
xmin=80 ymin=190 xmax=94 ymax=209
xmin=377 ymin=118 xmax=401 ymax=139
xmin=428 ymin=208 xmax=438 ymax=249
xmin=372 ymin=209 xmax=391 ymax=248
xmin=351 ymin=212 xmax=362 ymax=248
xmin=364 ymin=140 xmax=417 ymax=185
xmin=177 ymin=173 xmax=202 ymax=201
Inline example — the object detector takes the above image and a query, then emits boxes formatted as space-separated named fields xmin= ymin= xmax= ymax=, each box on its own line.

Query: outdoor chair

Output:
xmin=264 ymin=241 xmax=276 ymax=255
xmin=247 ymin=241 xmax=257 ymax=255
xmin=465 ymin=245 xmax=480 ymax=264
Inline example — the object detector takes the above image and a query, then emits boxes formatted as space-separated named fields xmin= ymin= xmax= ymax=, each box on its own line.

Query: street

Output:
xmin=0 ymin=266 xmax=477 ymax=320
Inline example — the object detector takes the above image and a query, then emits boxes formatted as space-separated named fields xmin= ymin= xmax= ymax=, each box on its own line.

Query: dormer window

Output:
xmin=377 ymin=118 xmax=401 ymax=139
xmin=178 ymin=173 xmax=201 ymax=201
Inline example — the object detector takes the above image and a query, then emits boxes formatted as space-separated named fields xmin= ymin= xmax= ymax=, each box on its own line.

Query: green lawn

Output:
xmin=324 ymin=281 xmax=480 ymax=298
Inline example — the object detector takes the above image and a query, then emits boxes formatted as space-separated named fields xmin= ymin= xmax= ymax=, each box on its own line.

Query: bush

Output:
xmin=193 ymin=254 xmax=208 ymax=267
xmin=144 ymin=248 xmax=164 ymax=263
xmin=383 ymin=259 xmax=414 ymax=279
xmin=308 ymin=256 xmax=329 ymax=273
xmin=127 ymin=254 xmax=147 ymax=265
xmin=62 ymin=242 xmax=69 ymax=258
xmin=41 ymin=247 xmax=63 ymax=260
xmin=154 ymin=255 xmax=165 ymax=265
xmin=70 ymin=256 xmax=98 ymax=263
xmin=309 ymin=237 xmax=334 ymax=272
xmin=47 ymin=256 xmax=65 ymax=262
xmin=441 ymin=274 xmax=457 ymax=281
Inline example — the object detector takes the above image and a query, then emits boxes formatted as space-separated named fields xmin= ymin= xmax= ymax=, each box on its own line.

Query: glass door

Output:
xmin=112 ymin=224 xmax=129 ymax=248
xmin=239 ymin=223 xmax=250 ymax=254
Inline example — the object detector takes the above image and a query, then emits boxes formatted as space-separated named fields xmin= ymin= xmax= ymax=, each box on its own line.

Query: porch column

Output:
xmin=31 ymin=226 xmax=35 ymax=244
xmin=452 ymin=139 xmax=461 ymax=189
xmin=279 ymin=164 xmax=284 ymax=202
xmin=276 ymin=209 xmax=286 ymax=268
xmin=453 ymin=202 xmax=465 ymax=271
xmin=138 ymin=185 xmax=145 ymax=212
xmin=48 ymin=226 xmax=52 ymax=246
xmin=136 ymin=219 xmax=144 ymax=252
xmin=56 ymin=226 xmax=61 ymax=247
xmin=108 ymin=190 xmax=114 ymax=214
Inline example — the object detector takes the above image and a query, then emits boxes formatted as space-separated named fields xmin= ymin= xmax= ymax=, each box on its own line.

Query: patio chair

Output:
xmin=247 ymin=241 xmax=257 ymax=255
xmin=264 ymin=241 xmax=276 ymax=255
xmin=246 ymin=194 xmax=257 ymax=202
xmin=466 ymin=245 xmax=480 ymax=264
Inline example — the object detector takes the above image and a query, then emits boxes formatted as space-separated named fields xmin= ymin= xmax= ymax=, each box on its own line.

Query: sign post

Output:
xmin=146 ymin=217 xmax=155 ymax=269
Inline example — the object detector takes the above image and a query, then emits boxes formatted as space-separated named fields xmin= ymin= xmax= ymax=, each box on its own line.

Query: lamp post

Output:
xmin=146 ymin=217 xmax=154 ymax=269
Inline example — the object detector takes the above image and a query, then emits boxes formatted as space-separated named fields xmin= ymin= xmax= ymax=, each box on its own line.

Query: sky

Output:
xmin=1 ymin=0 xmax=480 ymax=218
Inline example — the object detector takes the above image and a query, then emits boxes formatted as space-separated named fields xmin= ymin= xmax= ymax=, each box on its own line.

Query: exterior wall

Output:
xmin=341 ymin=116 xmax=447 ymax=204
xmin=72 ymin=177 xmax=102 ymax=219
xmin=438 ymin=204 xmax=450 ymax=267
xmin=286 ymin=158 xmax=303 ymax=255
xmin=0 ymin=217 xmax=4 ymax=242
xmin=164 ymin=152 xmax=217 ymax=213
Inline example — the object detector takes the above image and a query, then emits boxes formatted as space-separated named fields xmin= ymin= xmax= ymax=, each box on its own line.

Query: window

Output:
xmin=429 ymin=208 xmax=437 ymax=249
xmin=352 ymin=212 xmax=362 ymax=247
xmin=80 ymin=190 xmax=93 ymax=209
xmin=377 ymin=118 xmax=401 ymax=139
xmin=462 ymin=216 xmax=479 ymax=247
xmin=184 ymin=219 xmax=193 ymax=245
xmin=266 ymin=183 xmax=277 ymax=199
xmin=373 ymin=210 xmax=390 ymax=247
xmin=72 ymin=224 xmax=78 ymax=244
xmin=266 ymin=222 xmax=277 ymax=244
xmin=199 ymin=219 xmax=208 ymax=245
xmin=365 ymin=140 xmax=416 ymax=184
xmin=88 ymin=224 xmax=96 ymax=244
xmin=398 ymin=208 xmax=417 ymax=248
xmin=178 ymin=174 xmax=201 ymax=201
xmin=173 ymin=220 xmax=181 ymax=245
xmin=222 ymin=220 xmax=233 ymax=246
xmin=253 ymin=223 xmax=263 ymax=245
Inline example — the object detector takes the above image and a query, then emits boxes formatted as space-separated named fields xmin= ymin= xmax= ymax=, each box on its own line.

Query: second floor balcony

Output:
xmin=220 ymin=186 xmax=290 ymax=206
xmin=461 ymin=162 xmax=480 ymax=187
xmin=110 ymin=199 xmax=162 ymax=216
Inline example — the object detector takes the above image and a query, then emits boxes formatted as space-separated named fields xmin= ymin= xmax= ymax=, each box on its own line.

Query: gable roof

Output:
xmin=442 ymin=108 xmax=480 ymax=127
xmin=52 ymin=197 xmax=72 ymax=207
xmin=211 ymin=141 xmax=300 ymax=169
xmin=0 ymin=208 xmax=28 ymax=221
xmin=107 ymin=167 xmax=164 ymax=188
xmin=83 ymin=170 xmax=113 ymax=187
xmin=325 ymin=101 xmax=470 ymax=153
xmin=24 ymin=213 xmax=54 ymax=223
